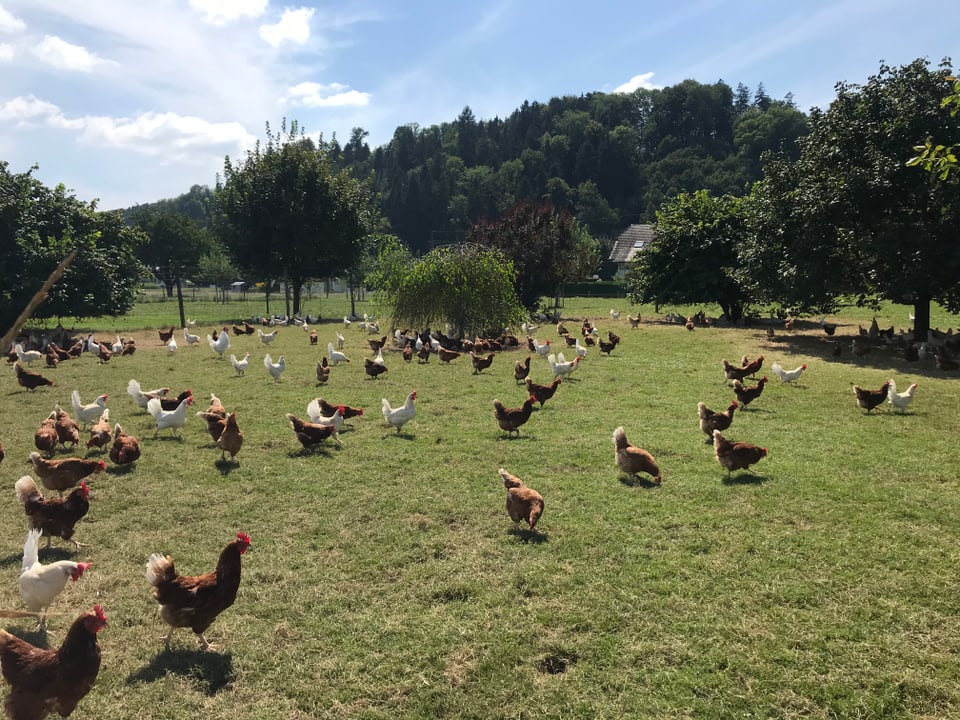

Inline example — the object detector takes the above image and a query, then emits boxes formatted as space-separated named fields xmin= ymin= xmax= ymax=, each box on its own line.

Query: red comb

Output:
xmin=97 ymin=460 xmax=106 ymax=470
xmin=93 ymin=604 xmax=107 ymax=621
xmin=80 ymin=481 xmax=89 ymax=494
xmin=237 ymin=531 xmax=251 ymax=545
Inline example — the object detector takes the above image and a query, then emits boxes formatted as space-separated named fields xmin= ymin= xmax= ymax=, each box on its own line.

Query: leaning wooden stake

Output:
xmin=0 ymin=247 xmax=79 ymax=352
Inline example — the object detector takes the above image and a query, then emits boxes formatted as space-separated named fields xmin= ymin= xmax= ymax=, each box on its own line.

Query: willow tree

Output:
xmin=373 ymin=242 xmax=523 ymax=337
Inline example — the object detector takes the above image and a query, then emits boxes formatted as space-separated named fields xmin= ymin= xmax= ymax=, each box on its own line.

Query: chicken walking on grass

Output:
xmin=499 ymin=468 xmax=544 ymax=531
xmin=612 ymin=427 xmax=661 ymax=485
xmin=382 ymin=391 xmax=416 ymax=433
xmin=713 ymin=429 xmax=767 ymax=477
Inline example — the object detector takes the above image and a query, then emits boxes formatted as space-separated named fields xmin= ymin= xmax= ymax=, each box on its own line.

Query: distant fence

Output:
xmin=562 ymin=281 xmax=627 ymax=298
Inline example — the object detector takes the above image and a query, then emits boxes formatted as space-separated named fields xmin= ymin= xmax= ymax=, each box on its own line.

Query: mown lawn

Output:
xmin=1 ymin=297 xmax=959 ymax=719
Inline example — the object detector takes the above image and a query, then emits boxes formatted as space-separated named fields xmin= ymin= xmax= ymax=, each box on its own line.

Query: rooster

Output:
xmin=612 ymin=426 xmax=661 ymax=485
xmin=286 ymin=414 xmax=343 ymax=448
xmin=147 ymin=395 xmax=194 ymax=437
xmin=16 ymin=476 xmax=90 ymax=551
xmin=697 ymin=401 xmax=738 ymax=442
xmin=493 ymin=396 xmax=536 ymax=436
xmin=327 ymin=342 xmax=350 ymax=365
xmin=525 ymin=377 xmax=562 ymax=407
xmin=382 ymin=391 xmax=416 ymax=434
xmin=499 ymin=468 xmax=544 ymax=531
xmin=207 ymin=327 xmax=230 ymax=358
xmin=230 ymin=352 xmax=250 ymax=376
xmin=0 ymin=605 xmax=106 ymax=718
xmin=28 ymin=453 xmax=104 ymax=497
xmin=887 ymin=379 xmax=918 ymax=414
xmin=109 ymin=424 xmax=141 ymax=465
xmin=264 ymin=354 xmax=286 ymax=382
xmin=146 ymin=532 xmax=251 ymax=651
xmin=71 ymin=390 xmax=108 ymax=428
xmin=126 ymin=379 xmax=170 ymax=410
xmin=770 ymin=363 xmax=807 ymax=384
xmin=19 ymin=528 xmax=92 ymax=629
xmin=713 ymin=429 xmax=767 ymax=477
xmin=854 ymin=381 xmax=890 ymax=414
xmin=733 ymin=377 xmax=768 ymax=409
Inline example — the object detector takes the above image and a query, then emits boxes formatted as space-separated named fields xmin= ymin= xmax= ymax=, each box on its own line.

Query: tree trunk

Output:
xmin=292 ymin=282 xmax=302 ymax=317
xmin=175 ymin=276 xmax=186 ymax=328
xmin=265 ymin=288 xmax=271 ymax=315
xmin=349 ymin=284 xmax=357 ymax=318
xmin=165 ymin=282 xmax=174 ymax=299
xmin=912 ymin=296 xmax=930 ymax=342
xmin=284 ymin=278 xmax=291 ymax=318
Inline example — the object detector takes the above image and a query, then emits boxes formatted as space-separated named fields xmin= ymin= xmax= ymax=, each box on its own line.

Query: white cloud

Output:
xmin=0 ymin=95 xmax=254 ymax=158
xmin=614 ymin=72 xmax=661 ymax=93
xmin=0 ymin=42 xmax=13 ymax=61
xmin=32 ymin=35 xmax=106 ymax=72
xmin=285 ymin=81 xmax=370 ymax=108
xmin=0 ymin=5 xmax=25 ymax=32
xmin=189 ymin=0 xmax=267 ymax=26
xmin=260 ymin=7 xmax=314 ymax=47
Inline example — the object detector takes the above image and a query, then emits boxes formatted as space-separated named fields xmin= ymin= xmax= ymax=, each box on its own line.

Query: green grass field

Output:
xmin=2 ymin=297 xmax=960 ymax=719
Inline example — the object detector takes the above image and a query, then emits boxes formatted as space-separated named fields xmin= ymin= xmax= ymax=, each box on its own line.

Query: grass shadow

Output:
xmin=214 ymin=458 xmax=240 ymax=475
xmin=127 ymin=648 xmax=235 ymax=696
xmin=287 ymin=445 xmax=338 ymax=458
xmin=617 ymin=474 xmax=661 ymax=489
xmin=497 ymin=433 xmax=535 ymax=441
xmin=0 ymin=626 xmax=49 ymax=649
xmin=507 ymin=526 xmax=548 ymax=544
xmin=382 ymin=431 xmax=415 ymax=440
xmin=106 ymin=463 xmax=137 ymax=476
xmin=721 ymin=472 xmax=767 ymax=485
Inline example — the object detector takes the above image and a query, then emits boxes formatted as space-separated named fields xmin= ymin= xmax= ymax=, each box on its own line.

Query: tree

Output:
xmin=215 ymin=119 xmax=376 ymax=316
xmin=626 ymin=190 xmax=749 ymax=322
xmin=373 ymin=242 xmax=523 ymax=337
xmin=907 ymin=75 xmax=960 ymax=178
xmin=464 ymin=199 xmax=581 ymax=313
xmin=744 ymin=58 xmax=960 ymax=338
xmin=195 ymin=243 xmax=238 ymax=303
xmin=0 ymin=162 xmax=146 ymax=331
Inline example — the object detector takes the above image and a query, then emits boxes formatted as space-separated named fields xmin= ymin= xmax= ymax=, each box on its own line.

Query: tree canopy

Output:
xmin=215 ymin=120 xmax=377 ymax=316
xmin=0 ymin=161 xmax=146 ymax=332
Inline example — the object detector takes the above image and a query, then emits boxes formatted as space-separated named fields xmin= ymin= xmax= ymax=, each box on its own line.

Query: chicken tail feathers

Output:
xmin=146 ymin=397 xmax=162 ymax=418
xmin=22 ymin=528 xmax=41 ymax=573
xmin=612 ymin=426 xmax=628 ymax=450
xmin=14 ymin=475 xmax=41 ymax=507
xmin=498 ymin=468 xmax=523 ymax=489
xmin=145 ymin=553 xmax=175 ymax=586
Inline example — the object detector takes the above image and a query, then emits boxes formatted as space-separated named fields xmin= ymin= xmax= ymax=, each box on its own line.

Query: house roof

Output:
xmin=609 ymin=224 xmax=654 ymax=263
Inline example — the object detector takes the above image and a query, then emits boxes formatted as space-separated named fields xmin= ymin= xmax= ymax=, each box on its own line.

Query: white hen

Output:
xmin=770 ymin=362 xmax=807 ymax=384
xmin=207 ymin=328 xmax=230 ymax=358
xmin=306 ymin=399 xmax=344 ymax=430
xmin=19 ymin=528 xmax=91 ymax=629
xmin=547 ymin=353 xmax=581 ymax=377
xmin=230 ymin=352 xmax=250 ymax=375
xmin=328 ymin=342 xmax=350 ymax=365
xmin=183 ymin=327 xmax=201 ymax=346
xmin=888 ymin=379 xmax=918 ymax=413
xmin=258 ymin=328 xmax=279 ymax=345
xmin=147 ymin=395 xmax=194 ymax=437
xmin=336 ymin=331 xmax=345 ymax=349
xmin=382 ymin=390 xmax=417 ymax=433
xmin=71 ymin=390 xmax=109 ymax=427
xmin=15 ymin=343 xmax=42 ymax=366
xmin=168 ymin=337 xmax=178 ymax=353
xmin=112 ymin=335 xmax=124 ymax=355
xmin=126 ymin=379 xmax=170 ymax=410
xmin=264 ymin=353 xmax=286 ymax=381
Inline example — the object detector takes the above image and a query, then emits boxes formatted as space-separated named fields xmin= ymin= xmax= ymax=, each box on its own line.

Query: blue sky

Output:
xmin=0 ymin=0 xmax=955 ymax=210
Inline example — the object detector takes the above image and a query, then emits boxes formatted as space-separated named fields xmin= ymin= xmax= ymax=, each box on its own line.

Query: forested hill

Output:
xmin=125 ymin=79 xmax=809 ymax=255
xmin=330 ymin=79 xmax=809 ymax=253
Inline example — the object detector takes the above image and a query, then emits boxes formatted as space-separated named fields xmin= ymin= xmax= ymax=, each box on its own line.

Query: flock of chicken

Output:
xmin=0 ymin=308 xmax=931 ymax=717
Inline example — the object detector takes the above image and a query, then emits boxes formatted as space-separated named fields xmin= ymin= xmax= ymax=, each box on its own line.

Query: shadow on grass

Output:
xmin=0 ymin=626 xmax=49 ymax=649
xmin=507 ymin=526 xmax=548 ymax=544
xmin=287 ymin=445 xmax=339 ymax=458
xmin=496 ymin=433 xmax=535 ymax=441
xmin=721 ymin=472 xmax=767 ymax=485
xmin=127 ymin=648 xmax=235 ymax=695
xmin=106 ymin=463 xmax=137 ymax=476
xmin=617 ymin=474 xmax=661 ymax=489
xmin=382 ymin=431 xmax=415 ymax=440
xmin=214 ymin=458 xmax=240 ymax=475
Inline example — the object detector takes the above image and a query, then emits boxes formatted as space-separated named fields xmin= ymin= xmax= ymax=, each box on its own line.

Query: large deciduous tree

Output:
xmin=373 ymin=242 xmax=523 ymax=338
xmin=626 ymin=190 xmax=749 ymax=322
xmin=0 ymin=162 xmax=146 ymax=331
xmin=744 ymin=58 xmax=960 ymax=338
xmin=464 ymin=199 xmax=585 ymax=313
xmin=215 ymin=120 xmax=376 ymax=316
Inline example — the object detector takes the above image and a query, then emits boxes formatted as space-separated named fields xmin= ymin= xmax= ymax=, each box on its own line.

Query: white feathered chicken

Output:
xmin=264 ymin=353 xmax=286 ymax=382
xmin=258 ymin=328 xmax=279 ymax=345
xmin=147 ymin=395 xmax=194 ymax=437
xmin=16 ymin=343 xmax=42 ymax=366
xmin=127 ymin=379 xmax=170 ymax=410
xmin=19 ymin=528 xmax=91 ymax=629
xmin=382 ymin=390 xmax=417 ymax=434
xmin=770 ymin=362 xmax=807 ymax=384
xmin=230 ymin=352 xmax=250 ymax=376
xmin=328 ymin=342 xmax=350 ymax=365
xmin=183 ymin=327 xmax=201 ymax=346
xmin=306 ymin=399 xmax=344 ymax=430
xmin=888 ymin=379 xmax=918 ymax=414
xmin=207 ymin=327 xmax=230 ymax=358
xmin=71 ymin=390 xmax=109 ymax=427
xmin=547 ymin=353 xmax=581 ymax=377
